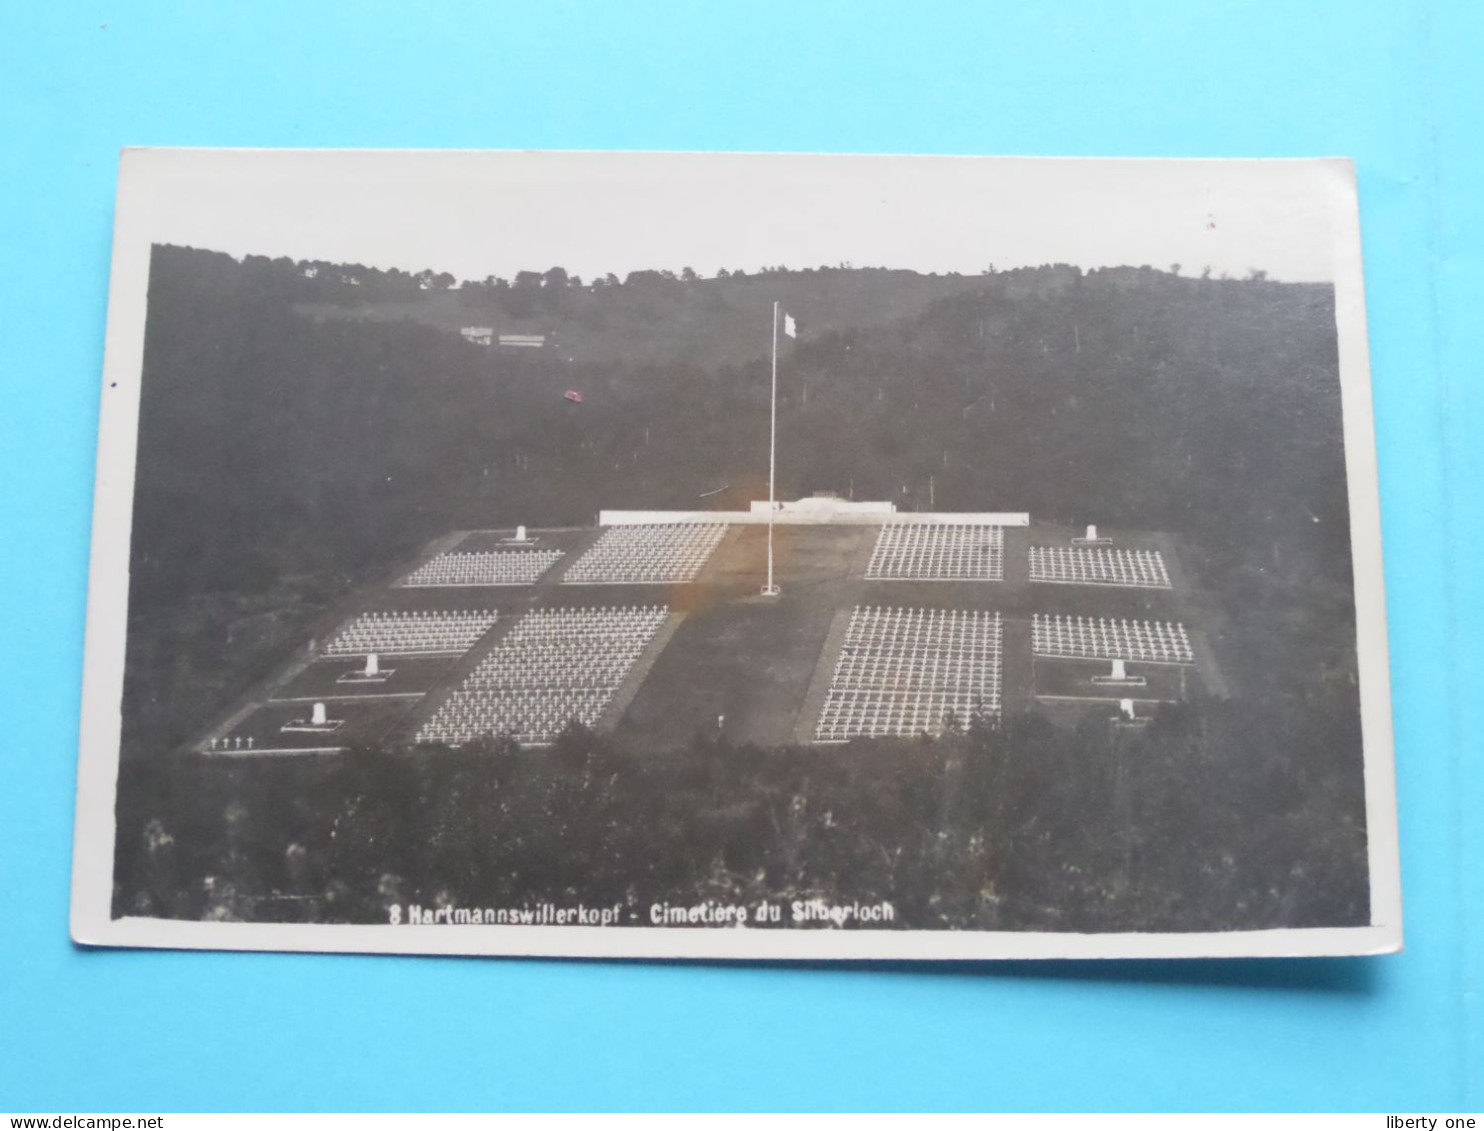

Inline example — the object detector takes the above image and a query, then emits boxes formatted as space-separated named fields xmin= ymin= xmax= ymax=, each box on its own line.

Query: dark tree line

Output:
xmin=114 ymin=690 xmax=1368 ymax=932
xmin=227 ymin=250 xmax=884 ymax=310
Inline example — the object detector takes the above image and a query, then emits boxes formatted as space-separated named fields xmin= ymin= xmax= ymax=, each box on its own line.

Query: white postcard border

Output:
xmin=69 ymin=150 xmax=1403 ymax=961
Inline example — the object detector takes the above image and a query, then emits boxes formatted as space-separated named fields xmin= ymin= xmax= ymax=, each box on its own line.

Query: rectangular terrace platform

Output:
xmin=190 ymin=514 xmax=1226 ymax=754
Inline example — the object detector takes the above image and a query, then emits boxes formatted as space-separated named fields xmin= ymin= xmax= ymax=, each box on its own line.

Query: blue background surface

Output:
xmin=1 ymin=2 xmax=1478 ymax=1112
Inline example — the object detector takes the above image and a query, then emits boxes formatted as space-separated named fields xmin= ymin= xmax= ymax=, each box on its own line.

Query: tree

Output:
xmin=624 ymin=269 xmax=670 ymax=289
xmin=542 ymin=266 xmax=570 ymax=289
xmin=381 ymin=267 xmax=420 ymax=297
xmin=681 ymin=266 xmax=698 ymax=282
xmin=506 ymin=271 xmax=545 ymax=316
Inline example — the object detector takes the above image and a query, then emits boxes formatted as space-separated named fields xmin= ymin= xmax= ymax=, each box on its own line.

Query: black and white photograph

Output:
xmin=71 ymin=150 xmax=1400 ymax=960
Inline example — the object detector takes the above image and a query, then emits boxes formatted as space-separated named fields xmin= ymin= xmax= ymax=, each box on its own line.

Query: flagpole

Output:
xmin=763 ymin=300 xmax=780 ymax=597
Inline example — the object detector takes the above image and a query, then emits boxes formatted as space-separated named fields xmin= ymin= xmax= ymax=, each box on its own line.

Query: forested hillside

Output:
xmin=295 ymin=259 xmax=999 ymax=369
xmin=133 ymin=246 xmax=1347 ymax=604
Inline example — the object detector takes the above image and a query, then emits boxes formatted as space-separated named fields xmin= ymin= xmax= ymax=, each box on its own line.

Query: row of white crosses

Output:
xmin=416 ymin=605 xmax=669 ymax=745
xmin=324 ymin=609 xmax=498 ymax=657
xmin=561 ymin=524 xmax=727 ymax=584
xmin=402 ymin=548 xmax=563 ymax=587
xmin=865 ymin=522 xmax=1005 ymax=580
xmin=816 ymin=606 xmax=1004 ymax=741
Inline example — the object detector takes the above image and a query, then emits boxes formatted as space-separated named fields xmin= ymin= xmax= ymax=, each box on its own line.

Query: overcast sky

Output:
xmin=121 ymin=149 xmax=1357 ymax=283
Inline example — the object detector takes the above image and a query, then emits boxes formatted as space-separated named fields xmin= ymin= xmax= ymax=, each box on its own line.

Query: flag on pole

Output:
xmin=782 ymin=311 xmax=798 ymax=338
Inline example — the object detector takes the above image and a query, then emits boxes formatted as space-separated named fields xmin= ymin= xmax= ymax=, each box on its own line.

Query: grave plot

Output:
xmin=400 ymin=549 xmax=563 ymax=587
xmin=321 ymin=609 xmax=499 ymax=657
xmin=271 ymin=654 xmax=455 ymax=702
xmin=815 ymin=606 xmax=1002 ymax=741
xmin=1031 ymin=614 xmax=1193 ymax=664
xmin=865 ymin=522 xmax=1005 ymax=581
xmin=1028 ymin=546 xmax=1171 ymax=589
xmin=1032 ymin=658 xmax=1190 ymax=702
xmin=561 ymin=524 xmax=727 ymax=584
xmin=416 ymin=605 xmax=669 ymax=745
xmin=203 ymin=697 xmax=414 ymax=755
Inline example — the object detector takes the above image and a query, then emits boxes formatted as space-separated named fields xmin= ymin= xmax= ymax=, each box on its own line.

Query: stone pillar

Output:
xmin=365 ymin=652 xmax=380 ymax=677
xmin=312 ymin=702 xmax=327 ymax=726
xmin=1111 ymin=658 xmax=1126 ymax=682
xmin=1086 ymin=524 xmax=1098 ymax=542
